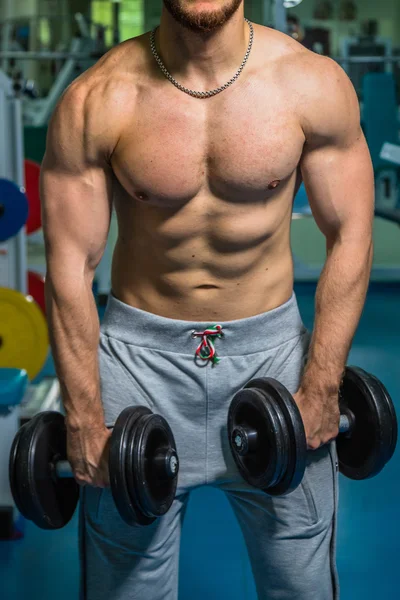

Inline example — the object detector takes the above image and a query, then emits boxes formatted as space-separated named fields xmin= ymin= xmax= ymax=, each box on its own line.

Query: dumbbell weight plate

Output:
xmin=228 ymin=386 xmax=289 ymax=490
xmin=129 ymin=413 xmax=179 ymax=520
xmin=370 ymin=374 xmax=398 ymax=465
xmin=11 ymin=412 xmax=79 ymax=529
xmin=9 ymin=423 xmax=34 ymax=520
xmin=228 ymin=379 xmax=307 ymax=495
xmin=109 ymin=406 xmax=156 ymax=526
xmin=338 ymin=367 xmax=398 ymax=480
xmin=246 ymin=378 xmax=307 ymax=495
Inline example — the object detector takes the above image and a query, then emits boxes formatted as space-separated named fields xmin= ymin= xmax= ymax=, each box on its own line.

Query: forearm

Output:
xmin=302 ymin=236 xmax=373 ymax=394
xmin=45 ymin=265 xmax=104 ymax=430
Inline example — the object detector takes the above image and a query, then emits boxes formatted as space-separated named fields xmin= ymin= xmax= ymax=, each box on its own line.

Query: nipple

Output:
xmin=267 ymin=180 xmax=281 ymax=190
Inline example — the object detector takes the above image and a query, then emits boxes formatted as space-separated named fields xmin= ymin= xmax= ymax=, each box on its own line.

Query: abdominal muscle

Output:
xmin=110 ymin=187 xmax=295 ymax=322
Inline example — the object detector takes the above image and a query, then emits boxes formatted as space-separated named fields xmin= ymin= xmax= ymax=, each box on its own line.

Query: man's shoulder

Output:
xmin=256 ymin=27 xmax=356 ymax=135
xmin=255 ymin=24 xmax=341 ymax=85
xmin=53 ymin=34 xmax=149 ymax=154
xmin=64 ymin=34 xmax=149 ymax=108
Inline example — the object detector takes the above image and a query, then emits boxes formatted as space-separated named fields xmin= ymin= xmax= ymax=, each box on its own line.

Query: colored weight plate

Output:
xmin=24 ymin=160 xmax=42 ymax=234
xmin=244 ymin=378 xmax=307 ymax=495
xmin=337 ymin=367 xmax=397 ymax=480
xmin=130 ymin=413 xmax=179 ymax=519
xmin=109 ymin=406 xmax=155 ymax=526
xmin=0 ymin=179 xmax=29 ymax=242
xmin=0 ymin=288 xmax=49 ymax=380
xmin=13 ymin=412 xmax=79 ymax=529
xmin=28 ymin=271 xmax=46 ymax=315
xmin=228 ymin=386 xmax=288 ymax=490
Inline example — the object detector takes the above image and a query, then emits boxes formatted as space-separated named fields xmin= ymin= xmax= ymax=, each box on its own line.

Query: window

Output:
xmin=91 ymin=0 xmax=144 ymax=46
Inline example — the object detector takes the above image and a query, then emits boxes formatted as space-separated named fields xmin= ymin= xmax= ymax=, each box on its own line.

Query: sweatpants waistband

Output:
xmin=100 ymin=292 xmax=306 ymax=356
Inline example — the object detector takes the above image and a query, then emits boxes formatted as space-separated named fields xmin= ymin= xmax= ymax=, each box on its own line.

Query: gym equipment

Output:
xmin=283 ymin=0 xmax=304 ymax=6
xmin=228 ymin=378 xmax=307 ymax=495
xmin=9 ymin=412 xmax=78 ymax=529
xmin=0 ymin=14 xmax=107 ymax=128
xmin=20 ymin=377 xmax=61 ymax=425
xmin=9 ymin=407 xmax=179 ymax=530
xmin=337 ymin=368 xmax=397 ymax=479
xmin=110 ymin=406 xmax=179 ymax=526
xmin=0 ymin=179 xmax=29 ymax=242
xmin=0 ymin=71 xmax=28 ymax=296
xmin=0 ymin=369 xmax=29 ymax=539
xmin=372 ymin=141 xmax=400 ymax=226
xmin=228 ymin=367 xmax=397 ymax=495
xmin=24 ymin=160 xmax=41 ymax=235
xmin=0 ymin=71 xmax=30 ymax=537
xmin=339 ymin=36 xmax=393 ymax=99
xmin=0 ymin=369 xmax=29 ymax=408
xmin=293 ymin=183 xmax=311 ymax=217
xmin=363 ymin=73 xmax=398 ymax=173
xmin=381 ymin=142 xmax=400 ymax=166
xmin=0 ymin=287 xmax=49 ymax=380
xmin=375 ymin=207 xmax=400 ymax=226
xmin=28 ymin=271 xmax=46 ymax=315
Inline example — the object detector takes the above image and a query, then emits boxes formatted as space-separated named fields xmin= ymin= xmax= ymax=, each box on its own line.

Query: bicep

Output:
xmin=300 ymin=133 xmax=374 ymax=244
xmin=41 ymin=160 xmax=113 ymax=271
xmin=299 ymin=59 xmax=374 ymax=244
xmin=40 ymin=90 xmax=113 ymax=273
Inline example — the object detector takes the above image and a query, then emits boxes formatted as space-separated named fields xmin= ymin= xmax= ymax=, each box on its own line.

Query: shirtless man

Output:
xmin=40 ymin=1 xmax=374 ymax=598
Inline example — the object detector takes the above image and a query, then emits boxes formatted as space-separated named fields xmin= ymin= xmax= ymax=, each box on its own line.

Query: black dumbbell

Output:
xmin=9 ymin=406 xmax=179 ymax=530
xmin=228 ymin=366 xmax=397 ymax=495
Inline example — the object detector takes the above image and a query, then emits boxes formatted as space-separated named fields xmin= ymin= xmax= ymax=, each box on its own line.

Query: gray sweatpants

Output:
xmin=80 ymin=293 xmax=339 ymax=600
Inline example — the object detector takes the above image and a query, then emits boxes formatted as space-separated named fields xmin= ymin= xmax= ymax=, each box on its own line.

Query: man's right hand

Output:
xmin=66 ymin=424 xmax=112 ymax=488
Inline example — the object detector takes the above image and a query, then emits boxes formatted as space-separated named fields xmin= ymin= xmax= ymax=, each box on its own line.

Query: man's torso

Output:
xmin=78 ymin=24 xmax=318 ymax=320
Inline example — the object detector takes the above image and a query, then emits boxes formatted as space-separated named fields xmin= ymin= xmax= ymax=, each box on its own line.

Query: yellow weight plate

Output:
xmin=0 ymin=288 xmax=49 ymax=380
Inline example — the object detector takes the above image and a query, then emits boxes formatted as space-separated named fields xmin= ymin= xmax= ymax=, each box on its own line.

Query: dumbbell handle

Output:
xmin=339 ymin=410 xmax=355 ymax=435
xmin=54 ymin=460 xmax=73 ymax=479
xmin=233 ymin=409 xmax=356 ymax=456
xmin=54 ymin=450 xmax=179 ymax=480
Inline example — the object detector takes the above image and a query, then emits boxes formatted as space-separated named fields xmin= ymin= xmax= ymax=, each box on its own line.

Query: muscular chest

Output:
xmin=112 ymin=85 xmax=305 ymax=206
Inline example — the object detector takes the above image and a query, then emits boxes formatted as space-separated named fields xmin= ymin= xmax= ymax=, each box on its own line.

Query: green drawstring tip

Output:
xmin=211 ymin=325 xmax=224 ymax=338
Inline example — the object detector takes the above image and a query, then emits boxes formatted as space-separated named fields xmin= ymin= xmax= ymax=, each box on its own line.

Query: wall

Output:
xmin=292 ymin=217 xmax=400 ymax=276
xmin=0 ymin=0 xmax=71 ymax=19
xmin=4 ymin=0 xmax=37 ymax=19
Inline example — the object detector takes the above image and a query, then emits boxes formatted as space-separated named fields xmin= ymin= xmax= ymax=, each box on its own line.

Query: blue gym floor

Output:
xmin=1 ymin=282 xmax=399 ymax=600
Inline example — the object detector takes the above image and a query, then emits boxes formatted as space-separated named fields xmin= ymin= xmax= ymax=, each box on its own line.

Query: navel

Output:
xmin=135 ymin=191 xmax=149 ymax=202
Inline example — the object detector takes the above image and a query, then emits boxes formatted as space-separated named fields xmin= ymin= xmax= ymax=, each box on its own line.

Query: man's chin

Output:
xmin=163 ymin=0 xmax=242 ymax=33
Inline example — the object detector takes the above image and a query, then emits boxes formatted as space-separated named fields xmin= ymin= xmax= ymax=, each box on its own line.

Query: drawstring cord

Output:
xmin=191 ymin=325 xmax=224 ymax=366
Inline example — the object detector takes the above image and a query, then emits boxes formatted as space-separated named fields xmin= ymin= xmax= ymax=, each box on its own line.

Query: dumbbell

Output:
xmin=9 ymin=406 xmax=179 ymax=530
xmin=228 ymin=366 xmax=397 ymax=495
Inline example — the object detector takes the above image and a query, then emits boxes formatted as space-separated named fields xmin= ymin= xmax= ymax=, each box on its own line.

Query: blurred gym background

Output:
xmin=0 ymin=1 xmax=399 ymax=599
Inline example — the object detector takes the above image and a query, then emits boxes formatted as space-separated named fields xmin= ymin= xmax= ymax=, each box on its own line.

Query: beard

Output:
xmin=163 ymin=0 xmax=243 ymax=33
